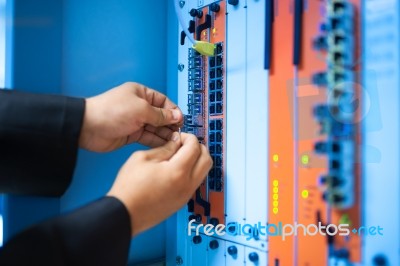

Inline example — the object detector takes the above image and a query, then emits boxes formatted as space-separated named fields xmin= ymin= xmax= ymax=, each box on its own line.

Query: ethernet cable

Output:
xmin=174 ymin=0 xmax=215 ymax=56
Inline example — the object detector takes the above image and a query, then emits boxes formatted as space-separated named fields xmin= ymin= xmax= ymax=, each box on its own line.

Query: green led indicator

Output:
xmin=301 ymin=154 xmax=310 ymax=165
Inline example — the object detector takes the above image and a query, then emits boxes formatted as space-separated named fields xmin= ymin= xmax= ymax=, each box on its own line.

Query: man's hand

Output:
xmin=107 ymin=132 xmax=212 ymax=236
xmin=79 ymin=82 xmax=183 ymax=152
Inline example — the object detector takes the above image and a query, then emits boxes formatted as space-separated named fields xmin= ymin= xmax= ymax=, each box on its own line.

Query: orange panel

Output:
xmin=268 ymin=0 xmax=295 ymax=265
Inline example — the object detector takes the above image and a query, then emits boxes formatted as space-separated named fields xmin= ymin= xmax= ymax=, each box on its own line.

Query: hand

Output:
xmin=107 ymin=132 xmax=212 ymax=236
xmin=79 ymin=82 xmax=183 ymax=152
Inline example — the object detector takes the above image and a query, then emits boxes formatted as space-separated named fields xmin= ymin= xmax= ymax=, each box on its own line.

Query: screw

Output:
xmin=176 ymin=256 xmax=183 ymax=265
xmin=179 ymin=1 xmax=185 ymax=8
xmin=178 ymin=64 xmax=185 ymax=72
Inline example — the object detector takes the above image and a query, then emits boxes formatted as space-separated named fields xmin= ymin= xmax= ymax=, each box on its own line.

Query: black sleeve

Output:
xmin=0 ymin=89 xmax=85 ymax=196
xmin=0 ymin=196 xmax=132 ymax=266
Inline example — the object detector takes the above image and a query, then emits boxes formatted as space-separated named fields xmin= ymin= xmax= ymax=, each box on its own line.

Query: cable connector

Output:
xmin=193 ymin=41 xmax=215 ymax=57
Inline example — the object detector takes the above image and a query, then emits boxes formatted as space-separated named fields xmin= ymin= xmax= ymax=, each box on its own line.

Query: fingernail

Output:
xmin=172 ymin=109 xmax=181 ymax=121
xmin=171 ymin=132 xmax=180 ymax=142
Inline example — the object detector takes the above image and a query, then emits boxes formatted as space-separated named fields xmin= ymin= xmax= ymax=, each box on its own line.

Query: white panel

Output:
xmin=207 ymin=237 xmax=226 ymax=266
xmin=176 ymin=0 xmax=194 ymax=263
xmin=188 ymin=234 xmax=208 ymax=266
xmin=225 ymin=0 xmax=247 ymax=232
xmin=363 ymin=0 xmax=400 ymax=265
xmin=225 ymin=242 xmax=245 ymax=266
xmin=177 ymin=0 xmax=191 ymax=112
xmin=245 ymin=0 xmax=269 ymax=241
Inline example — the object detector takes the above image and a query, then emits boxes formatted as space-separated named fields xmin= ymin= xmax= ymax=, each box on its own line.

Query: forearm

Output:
xmin=0 ymin=90 xmax=85 ymax=196
xmin=0 ymin=196 xmax=131 ymax=265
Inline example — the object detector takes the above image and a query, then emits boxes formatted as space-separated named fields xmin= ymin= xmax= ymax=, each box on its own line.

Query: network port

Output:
xmin=209 ymin=92 xmax=216 ymax=103
xmin=215 ymin=144 xmax=222 ymax=154
xmin=209 ymin=57 xmax=215 ymax=67
xmin=210 ymin=70 xmax=216 ymax=79
xmin=190 ymin=104 xmax=202 ymax=115
xmin=189 ymin=79 xmax=202 ymax=92
xmin=215 ymin=167 xmax=222 ymax=177
xmin=209 ymin=81 xmax=215 ymax=90
xmin=216 ymin=132 xmax=222 ymax=143
xmin=189 ymin=48 xmax=200 ymax=58
xmin=216 ymin=91 xmax=222 ymax=101
xmin=213 ymin=156 xmax=222 ymax=167
xmin=208 ymin=178 xmax=215 ymax=190
xmin=216 ymin=80 xmax=222 ymax=89
xmin=216 ymin=103 xmax=223 ymax=114
xmin=189 ymin=68 xmax=202 ymax=80
xmin=216 ymin=119 xmax=222 ymax=130
xmin=209 ymin=120 xmax=215 ymax=130
xmin=209 ymin=145 xmax=215 ymax=154
xmin=184 ymin=115 xmax=193 ymax=125
xmin=215 ymin=178 xmax=222 ymax=191
xmin=209 ymin=132 xmax=215 ymax=142
xmin=189 ymin=57 xmax=202 ymax=69
xmin=216 ymin=68 xmax=223 ymax=78
xmin=216 ymin=56 xmax=223 ymax=66
xmin=192 ymin=93 xmax=203 ymax=104
xmin=216 ymin=43 xmax=223 ymax=54
xmin=210 ymin=104 xmax=215 ymax=115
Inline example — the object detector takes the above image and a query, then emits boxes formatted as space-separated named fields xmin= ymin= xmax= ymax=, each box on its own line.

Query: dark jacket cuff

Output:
xmin=0 ymin=196 xmax=131 ymax=266
xmin=0 ymin=90 xmax=85 ymax=196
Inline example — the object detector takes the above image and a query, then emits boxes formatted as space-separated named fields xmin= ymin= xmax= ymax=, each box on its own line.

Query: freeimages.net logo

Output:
xmin=188 ymin=220 xmax=384 ymax=241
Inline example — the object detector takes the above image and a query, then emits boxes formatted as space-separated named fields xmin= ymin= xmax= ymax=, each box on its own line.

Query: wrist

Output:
xmin=79 ymin=98 xmax=96 ymax=150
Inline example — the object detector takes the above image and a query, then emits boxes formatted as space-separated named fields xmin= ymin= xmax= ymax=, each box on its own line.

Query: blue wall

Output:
xmin=5 ymin=0 xmax=171 ymax=263
xmin=4 ymin=0 xmax=62 ymax=242
xmin=60 ymin=0 xmax=168 ymax=263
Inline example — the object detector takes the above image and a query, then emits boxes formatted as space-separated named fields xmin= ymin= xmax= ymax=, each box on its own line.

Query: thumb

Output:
xmin=145 ymin=132 xmax=182 ymax=161
xmin=145 ymin=105 xmax=183 ymax=127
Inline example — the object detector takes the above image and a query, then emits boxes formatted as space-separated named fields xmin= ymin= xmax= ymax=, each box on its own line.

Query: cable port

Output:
xmin=209 ymin=92 xmax=216 ymax=103
xmin=210 ymin=70 xmax=216 ymax=79
xmin=216 ymin=119 xmax=222 ymax=130
xmin=209 ymin=132 xmax=215 ymax=142
xmin=209 ymin=120 xmax=215 ymax=130
xmin=189 ymin=57 xmax=202 ymax=69
xmin=216 ymin=43 xmax=223 ymax=54
xmin=189 ymin=79 xmax=203 ymax=92
xmin=215 ymin=178 xmax=222 ymax=191
xmin=216 ymin=68 xmax=223 ymax=78
xmin=190 ymin=104 xmax=202 ymax=115
xmin=189 ymin=68 xmax=202 ymax=80
xmin=209 ymin=57 xmax=216 ymax=68
xmin=193 ymin=93 xmax=203 ymax=104
xmin=216 ymin=80 xmax=223 ymax=89
xmin=216 ymin=103 xmax=223 ymax=114
xmin=216 ymin=56 xmax=223 ymax=66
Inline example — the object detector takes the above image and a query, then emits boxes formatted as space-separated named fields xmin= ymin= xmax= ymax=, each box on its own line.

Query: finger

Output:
xmin=133 ymin=130 xmax=168 ymax=148
xmin=144 ymin=125 xmax=174 ymax=141
xmin=190 ymin=144 xmax=213 ymax=187
xmin=144 ymin=87 xmax=178 ymax=109
xmin=143 ymin=104 xmax=183 ymax=127
xmin=169 ymin=133 xmax=201 ymax=171
xmin=144 ymin=132 xmax=182 ymax=161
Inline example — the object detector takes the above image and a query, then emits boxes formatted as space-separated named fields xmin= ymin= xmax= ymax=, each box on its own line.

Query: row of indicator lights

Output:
xmin=272 ymin=180 xmax=279 ymax=214
xmin=271 ymin=154 xmax=310 ymax=213
xmin=272 ymin=153 xmax=310 ymax=166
